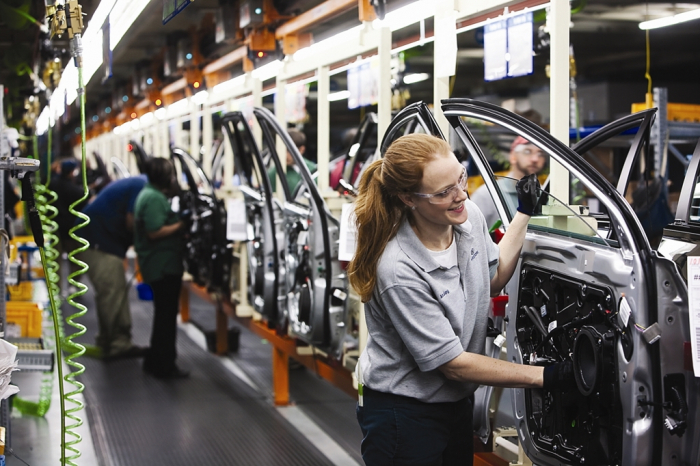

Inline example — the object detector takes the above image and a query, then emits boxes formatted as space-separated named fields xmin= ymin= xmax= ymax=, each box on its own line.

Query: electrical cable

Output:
xmin=5 ymin=446 xmax=32 ymax=466
xmin=12 ymin=126 xmax=62 ymax=418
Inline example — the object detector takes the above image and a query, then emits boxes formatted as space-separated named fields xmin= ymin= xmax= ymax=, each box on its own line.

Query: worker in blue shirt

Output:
xmin=78 ymin=175 xmax=148 ymax=359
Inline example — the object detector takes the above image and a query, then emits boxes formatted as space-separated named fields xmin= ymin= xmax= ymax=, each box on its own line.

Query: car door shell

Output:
xmin=220 ymin=113 xmax=285 ymax=325
xmin=251 ymin=106 xmax=348 ymax=355
xmin=442 ymin=98 xmax=674 ymax=466
xmin=129 ymin=139 xmax=151 ymax=175
xmin=170 ymin=146 xmax=228 ymax=291
xmin=330 ymin=112 xmax=378 ymax=190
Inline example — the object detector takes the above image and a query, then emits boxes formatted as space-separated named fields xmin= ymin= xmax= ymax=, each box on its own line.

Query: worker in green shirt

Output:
xmin=267 ymin=129 xmax=317 ymax=195
xmin=134 ymin=157 xmax=188 ymax=379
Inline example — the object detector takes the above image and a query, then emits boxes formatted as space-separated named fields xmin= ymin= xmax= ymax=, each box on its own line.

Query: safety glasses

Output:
xmin=413 ymin=167 xmax=468 ymax=205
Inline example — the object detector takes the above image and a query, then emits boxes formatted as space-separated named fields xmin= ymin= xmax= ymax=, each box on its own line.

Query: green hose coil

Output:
xmin=58 ymin=58 xmax=91 ymax=466
xmin=12 ymin=128 xmax=64 ymax=418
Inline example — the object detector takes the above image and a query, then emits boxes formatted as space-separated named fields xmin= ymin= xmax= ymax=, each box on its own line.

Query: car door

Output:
xmin=379 ymin=101 xmax=445 ymax=155
xmin=249 ymin=107 xmax=350 ymax=358
xmin=660 ymin=139 xmax=700 ymax=266
xmin=442 ymin=98 xmax=696 ymax=466
xmin=654 ymin=139 xmax=700 ymax=465
xmin=209 ymin=138 xmax=226 ymax=188
xmin=220 ymin=112 xmax=287 ymax=328
xmin=339 ymin=112 xmax=378 ymax=189
xmin=128 ymin=139 xmax=151 ymax=175
xmin=111 ymin=157 xmax=130 ymax=179
xmin=170 ymin=146 xmax=229 ymax=292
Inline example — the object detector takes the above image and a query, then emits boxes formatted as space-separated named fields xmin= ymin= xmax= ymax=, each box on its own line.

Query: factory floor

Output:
xmin=8 ymin=267 xmax=363 ymax=466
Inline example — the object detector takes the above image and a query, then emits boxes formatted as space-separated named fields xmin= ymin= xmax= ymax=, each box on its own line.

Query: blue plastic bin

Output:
xmin=136 ymin=283 xmax=153 ymax=301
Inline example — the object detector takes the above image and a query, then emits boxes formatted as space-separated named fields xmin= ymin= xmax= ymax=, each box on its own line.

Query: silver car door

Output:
xmin=654 ymin=138 xmax=700 ymax=466
xmin=443 ymin=98 xmax=677 ymax=466
xmin=169 ymin=146 xmax=225 ymax=291
xmin=251 ymin=106 xmax=350 ymax=360
xmin=221 ymin=112 xmax=286 ymax=328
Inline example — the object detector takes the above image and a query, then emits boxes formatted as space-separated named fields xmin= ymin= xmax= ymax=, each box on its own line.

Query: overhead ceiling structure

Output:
xmin=2 ymin=0 xmax=699 ymax=145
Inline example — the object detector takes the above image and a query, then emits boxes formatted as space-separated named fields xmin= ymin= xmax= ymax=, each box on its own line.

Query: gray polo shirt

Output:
xmin=359 ymin=199 xmax=500 ymax=403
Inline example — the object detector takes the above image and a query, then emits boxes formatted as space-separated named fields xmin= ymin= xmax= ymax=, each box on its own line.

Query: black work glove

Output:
xmin=542 ymin=361 xmax=576 ymax=391
xmin=515 ymin=173 xmax=548 ymax=216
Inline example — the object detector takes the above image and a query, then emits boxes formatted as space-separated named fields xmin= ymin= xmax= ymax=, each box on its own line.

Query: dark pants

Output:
xmin=143 ymin=274 xmax=182 ymax=374
xmin=357 ymin=386 xmax=474 ymax=466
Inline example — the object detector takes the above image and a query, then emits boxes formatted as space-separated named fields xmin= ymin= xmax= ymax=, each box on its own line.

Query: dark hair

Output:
xmin=347 ymin=134 xmax=453 ymax=302
xmin=145 ymin=157 xmax=175 ymax=190
xmin=60 ymin=158 xmax=79 ymax=178
xmin=287 ymin=129 xmax=306 ymax=148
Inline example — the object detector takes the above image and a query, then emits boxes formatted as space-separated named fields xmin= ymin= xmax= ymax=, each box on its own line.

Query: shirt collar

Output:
xmin=396 ymin=216 xmax=473 ymax=273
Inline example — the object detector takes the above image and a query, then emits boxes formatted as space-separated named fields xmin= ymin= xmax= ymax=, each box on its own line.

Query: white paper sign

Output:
xmin=507 ymin=12 xmax=533 ymax=78
xmin=226 ymin=198 xmax=248 ymax=241
xmin=338 ymin=203 xmax=358 ymax=262
xmin=347 ymin=59 xmax=379 ymax=110
xmin=285 ymin=81 xmax=308 ymax=124
xmin=484 ymin=19 xmax=507 ymax=81
xmin=686 ymin=256 xmax=700 ymax=376
xmin=434 ymin=10 xmax=458 ymax=78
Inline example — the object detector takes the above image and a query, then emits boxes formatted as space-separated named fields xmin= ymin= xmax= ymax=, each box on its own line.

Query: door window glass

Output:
xmin=455 ymin=115 xmax=616 ymax=247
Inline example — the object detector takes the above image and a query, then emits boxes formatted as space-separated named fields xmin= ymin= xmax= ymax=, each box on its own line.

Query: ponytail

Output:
xmin=347 ymin=133 xmax=453 ymax=302
xmin=348 ymin=160 xmax=405 ymax=302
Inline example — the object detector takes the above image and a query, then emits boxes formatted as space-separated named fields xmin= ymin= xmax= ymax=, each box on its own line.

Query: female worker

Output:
xmin=348 ymin=134 xmax=572 ymax=465
xmin=134 ymin=157 xmax=188 ymax=379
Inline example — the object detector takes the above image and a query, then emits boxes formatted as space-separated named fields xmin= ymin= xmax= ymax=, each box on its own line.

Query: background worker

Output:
xmin=470 ymin=135 xmax=547 ymax=229
xmin=78 ymin=175 xmax=148 ymax=360
xmin=348 ymin=134 xmax=572 ymax=466
xmin=134 ymin=157 xmax=188 ymax=379
xmin=267 ymin=129 xmax=317 ymax=194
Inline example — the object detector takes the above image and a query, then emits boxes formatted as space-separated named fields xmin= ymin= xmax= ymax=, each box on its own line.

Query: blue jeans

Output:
xmin=356 ymin=386 xmax=474 ymax=466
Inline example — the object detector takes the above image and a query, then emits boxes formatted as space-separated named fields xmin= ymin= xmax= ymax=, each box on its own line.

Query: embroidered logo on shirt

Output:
xmin=440 ymin=290 xmax=450 ymax=299
xmin=470 ymin=248 xmax=479 ymax=261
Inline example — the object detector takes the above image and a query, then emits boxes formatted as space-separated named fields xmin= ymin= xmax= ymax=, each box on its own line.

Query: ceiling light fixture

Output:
xmin=639 ymin=7 xmax=700 ymax=29
xmin=373 ymin=0 xmax=435 ymax=32
xmin=403 ymin=73 xmax=430 ymax=84
xmin=327 ymin=90 xmax=350 ymax=102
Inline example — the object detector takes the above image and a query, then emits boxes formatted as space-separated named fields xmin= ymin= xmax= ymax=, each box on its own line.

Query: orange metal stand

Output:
xmin=179 ymin=283 xmax=190 ymax=323
xmin=473 ymin=453 xmax=509 ymax=466
xmin=183 ymin=282 xmax=355 ymax=404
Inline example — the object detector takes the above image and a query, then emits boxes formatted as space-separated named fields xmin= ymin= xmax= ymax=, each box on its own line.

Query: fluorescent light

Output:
xmin=374 ymin=0 xmax=435 ymax=32
xmin=155 ymin=108 xmax=167 ymax=120
xmin=212 ymin=74 xmax=247 ymax=95
xmin=167 ymin=98 xmax=189 ymax=117
xmin=110 ymin=0 xmax=153 ymax=51
xmin=328 ymin=90 xmax=350 ymax=101
xmin=36 ymin=107 xmax=50 ymax=135
xmin=192 ymin=90 xmax=209 ymax=105
xmin=639 ymin=7 xmax=700 ymax=29
xmin=252 ymin=60 xmax=282 ymax=82
xmin=82 ymin=27 xmax=104 ymax=85
xmin=403 ymin=73 xmax=430 ymax=84
xmin=293 ymin=25 xmax=364 ymax=62
xmin=140 ymin=112 xmax=154 ymax=125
